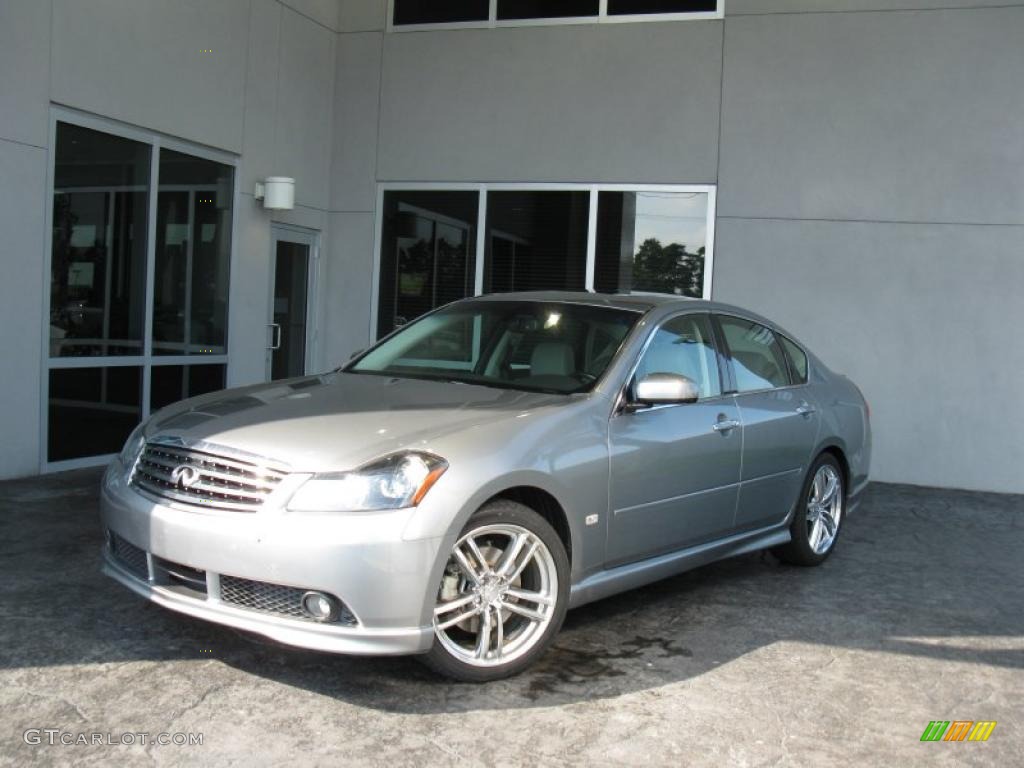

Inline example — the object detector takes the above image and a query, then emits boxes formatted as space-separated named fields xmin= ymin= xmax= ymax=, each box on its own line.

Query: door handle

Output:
xmin=712 ymin=419 xmax=740 ymax=433
xmin=796 ymin=403 xmax=817 ymax=416
xmin=269 ymin=323 xmax=282 ymax=351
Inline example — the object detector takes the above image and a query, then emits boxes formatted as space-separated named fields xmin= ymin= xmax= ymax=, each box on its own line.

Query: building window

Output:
xmin=594 ymin=190 xmax=710 ymax=298
xmin=46 ymin=115 xmax=235 ymax=465
xmin=374 ymin=184 xmax=715 ymax=339
xmin=392 ymin=0 xmax=488 ymax=26
xmin=497 ymin=0 xmax=600 ymax=21
xmin=377 ymin=190 xmax=479 ymax=338
xmin=153 ymin=150 xmax=233 ymax=356
xmin=607 ymin=0 xmax=718 ymax=15
xmin=50 ymin=124 xmax=150 ymax=358
xmin=485 ymin=191 xmax=590 ymax=294
xmin=390 ymin=0 xmax=721 ymax=28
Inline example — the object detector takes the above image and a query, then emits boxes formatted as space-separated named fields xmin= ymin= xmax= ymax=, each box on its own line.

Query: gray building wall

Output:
xmin=339 ymin=0 xmax=1024 ymax=494
xmin=715 ymin=4 xmax=1024 ymax=493
xmin=1 ymin=0 xmax=1022 ymax=493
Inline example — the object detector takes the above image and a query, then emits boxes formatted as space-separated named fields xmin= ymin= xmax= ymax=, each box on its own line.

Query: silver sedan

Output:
xmin=101 ymin=292 xmax=871 ymax=681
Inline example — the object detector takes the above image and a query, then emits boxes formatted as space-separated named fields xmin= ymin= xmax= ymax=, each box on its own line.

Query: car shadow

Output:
xmin=1 ymin=469 xmax=1022 ymax=714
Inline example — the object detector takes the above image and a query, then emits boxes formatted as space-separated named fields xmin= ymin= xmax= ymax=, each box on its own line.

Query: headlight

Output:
xmin=287 ymin=452 xmax=448 ymax=513
xmin=119 ymin=425 xmax=146 ymax=470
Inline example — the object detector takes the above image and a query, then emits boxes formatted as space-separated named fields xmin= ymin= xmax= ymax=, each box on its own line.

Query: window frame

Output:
xmin=372 ymin=182 xmax=717 ymax=340
xmin=711 ymin=313 xmax=803 ymax=396
xmin=41 ymin=107 xmax=239 ymax=473
xmin=387 ymin=0 xmax=724 ymax=32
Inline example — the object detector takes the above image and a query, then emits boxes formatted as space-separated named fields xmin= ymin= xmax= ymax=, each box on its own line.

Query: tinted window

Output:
xmin=150 ymin=364 xmax=226 ymax=411
xmin=780 ymin=336 xmax=808 ymax=384
xmin=377 ymin=191 xmax=479 ymax=338
xmin=51 ymin=123 xmax=150 ymax=357
xmin=634 ymin=314 xmax=721 ymax=399
xmin=485 ymin=191 xmax=589 ymax=294
xmin=497 ymin=0 xmax=599 ymax=20
xmin=719 ymin=316 xmax=790 ymax=392
xmin=48 ymin=367 xmax=142 ymax=462
xmin=393 ymin=0 xmax=489 ymax=25
xmin=608 ymin=0 xmax=717 ymax=13
xmin=153 ymin=149 xmax=234 ymax=356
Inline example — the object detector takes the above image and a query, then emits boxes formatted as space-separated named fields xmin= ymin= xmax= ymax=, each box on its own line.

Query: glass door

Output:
xmin=268 ymin=226 xmax=318 ymax=381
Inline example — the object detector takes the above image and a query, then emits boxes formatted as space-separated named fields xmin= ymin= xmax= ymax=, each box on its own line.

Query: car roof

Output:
xmin=469 ymin=291 xmax=696 ymax=312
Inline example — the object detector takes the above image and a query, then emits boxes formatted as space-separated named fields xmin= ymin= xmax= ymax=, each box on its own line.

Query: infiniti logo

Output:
xmin=170 ymin=465 xmax=201 ymax=490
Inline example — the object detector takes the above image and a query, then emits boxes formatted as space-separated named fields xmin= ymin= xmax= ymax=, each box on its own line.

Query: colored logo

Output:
xmin=170 ymin=465 xmax=201 ymax=490
xmin=920 ymin=721 xmax=997 ymax=742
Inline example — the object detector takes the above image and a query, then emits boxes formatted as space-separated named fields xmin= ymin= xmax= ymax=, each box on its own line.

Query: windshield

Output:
xmin=347 ymin=301 xmax=641 ymax=394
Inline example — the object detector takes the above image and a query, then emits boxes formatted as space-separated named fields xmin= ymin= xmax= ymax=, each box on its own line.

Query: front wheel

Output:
xmin=774 ymin=454 xmax=845 ymax=566
xmin=420 ymin=500 xmax=570 ymax=682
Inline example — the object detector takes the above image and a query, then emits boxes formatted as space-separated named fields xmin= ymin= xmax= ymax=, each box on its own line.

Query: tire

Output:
xmin=419 ymin=499 xmax=570 ymax=682
xmin=774 ymin=453 xmax=845 ymax=566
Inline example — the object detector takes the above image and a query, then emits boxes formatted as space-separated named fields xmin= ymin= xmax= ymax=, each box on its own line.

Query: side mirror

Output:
xmin=631 ymin=372 xmax=700 ymax=408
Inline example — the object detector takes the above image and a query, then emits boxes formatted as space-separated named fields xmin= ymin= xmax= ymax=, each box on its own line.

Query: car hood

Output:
xmin=145 ymin=371 xmax=573 ymax=472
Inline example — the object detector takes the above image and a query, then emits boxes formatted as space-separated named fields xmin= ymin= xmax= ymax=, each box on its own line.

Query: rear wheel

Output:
xmin=420 ymin=500 xmax=569 ymax=682
xmin=775 ymin=453 xmax=845 ymax=566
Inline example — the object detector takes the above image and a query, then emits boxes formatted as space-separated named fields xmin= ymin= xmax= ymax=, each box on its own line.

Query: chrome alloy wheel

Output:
xmin=433 ymin=524 xmax=558 ymax=668
xmin=806 ymin=464 xmax=843 ymax=555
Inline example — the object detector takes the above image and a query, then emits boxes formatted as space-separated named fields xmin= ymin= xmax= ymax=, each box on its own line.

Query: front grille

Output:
xmin=109 ymin=531 xmax=148 ymax=580
xmin=130 ymin=441 xmax=286 ymax=512
xmin=220 ymin=575 xmax=356 ymax=625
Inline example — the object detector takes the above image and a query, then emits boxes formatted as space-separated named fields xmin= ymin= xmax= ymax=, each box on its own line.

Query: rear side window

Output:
xmin=780 ymin=336 xmax=808 ymax=384
xmin=634 ymin=314 xmax=721 ymax=399
xmin=718 ymin=316 xmax=790 ymax=392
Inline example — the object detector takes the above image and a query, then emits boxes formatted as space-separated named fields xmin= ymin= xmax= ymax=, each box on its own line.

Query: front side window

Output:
xmin=634 ymin=313 xmax=721 ymax=399
xmin=718 ymin=316 xmax=791 ymax=392
xmin=351 ymin=301 xmax=639 ymax=395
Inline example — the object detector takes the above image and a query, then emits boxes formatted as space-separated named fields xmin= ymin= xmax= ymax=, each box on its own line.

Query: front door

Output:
xmin=607 ymin=313 xmax=743 ymax=565
xmin=268 ymin=226 xmax=318 ymax=381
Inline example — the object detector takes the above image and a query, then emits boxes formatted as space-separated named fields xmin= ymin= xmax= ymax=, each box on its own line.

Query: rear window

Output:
xmin=780 ymin=336 xmax=808 ymax=384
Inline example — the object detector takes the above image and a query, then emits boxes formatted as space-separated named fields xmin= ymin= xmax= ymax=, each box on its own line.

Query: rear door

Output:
xmin=715 ymin=315 xmax=820 ymax=532
xmin=607 ymin=312 xmax=742 ymax=565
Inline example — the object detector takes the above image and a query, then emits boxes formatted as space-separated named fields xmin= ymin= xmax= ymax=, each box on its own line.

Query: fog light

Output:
xmin=301 ymin=591 xmax=339 ymax=622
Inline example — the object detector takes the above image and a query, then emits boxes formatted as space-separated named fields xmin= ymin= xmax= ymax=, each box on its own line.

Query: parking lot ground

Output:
xmin=1 ymin=468 xmax=1022 ymax=766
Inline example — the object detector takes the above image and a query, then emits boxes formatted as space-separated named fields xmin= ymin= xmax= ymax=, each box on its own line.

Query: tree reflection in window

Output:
xmin=595 ymin=191 xmax=709 ymax=298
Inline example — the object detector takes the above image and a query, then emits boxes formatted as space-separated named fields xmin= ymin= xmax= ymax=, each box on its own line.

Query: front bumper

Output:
xmin=99 ymin=464 xmax=441 ymax=655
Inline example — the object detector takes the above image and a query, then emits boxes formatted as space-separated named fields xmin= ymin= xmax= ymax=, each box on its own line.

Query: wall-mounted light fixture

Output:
xmin=254 ymin=176 xmax=295 ymax=210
